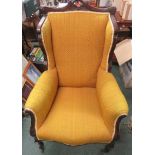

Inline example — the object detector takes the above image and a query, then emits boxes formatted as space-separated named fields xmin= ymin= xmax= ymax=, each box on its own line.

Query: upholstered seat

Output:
xmin=37 ymin=87 xmax=111 ymax=145
xmin=25 ymin=11 xmax=128 ymax=146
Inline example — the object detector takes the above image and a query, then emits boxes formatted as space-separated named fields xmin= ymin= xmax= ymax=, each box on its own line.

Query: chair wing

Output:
xmin=100 ymin=19 xmax=114 ymax=71
xmin=41 ymin=17 xmax=55 ymax=69
xmin=96 ymin=68 xmax=128 ymax=134
xmin=25 ymin=68 xmax=58 ymax=129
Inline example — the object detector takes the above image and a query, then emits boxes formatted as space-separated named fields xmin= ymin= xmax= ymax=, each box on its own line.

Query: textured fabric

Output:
xmin=47 ymin=12 xmax=109 ymax=87
xmin=37 ymin=87 xmax=111 ymax=145
xmin=25 ymin=68 xmax=58 ymax=129
xmin=24 ymin=12 xmax=128 ymax=146
xmin=41 ymin=17 xmax=56 ymax=69
xmin=100 ymin=19 xmax=114 ymax=71
xmin=96 ymin=68 xmax=128 ymax=133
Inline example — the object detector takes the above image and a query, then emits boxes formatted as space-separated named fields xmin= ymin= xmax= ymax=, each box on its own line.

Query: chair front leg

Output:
xmin=24 ymin=109 xmax=45 ymax=152
xmin=102 ymin=115 xmax=126 ymax=153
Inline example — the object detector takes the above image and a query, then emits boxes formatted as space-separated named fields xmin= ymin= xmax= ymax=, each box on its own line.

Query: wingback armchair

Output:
xmin=25 ymin=11 xmax=128 ymax=151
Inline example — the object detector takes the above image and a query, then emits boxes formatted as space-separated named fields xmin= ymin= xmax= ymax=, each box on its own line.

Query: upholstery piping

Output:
xmin=25 ymin=108 xmax=39 ymax=140
xmin=25 ymin=107 xmax=127 ymax=144
xmin=110 ymin=113 xmax=127 ymax=142
xmin=41 ymin=18 xmax=54 ymax=70
xmin=41 ymin=18 xmax=48 ymax=63
xmin=105 ymin=13 xmax=114 ymax=72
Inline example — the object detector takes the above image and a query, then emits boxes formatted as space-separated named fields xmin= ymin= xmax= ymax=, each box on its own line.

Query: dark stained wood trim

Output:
xmin=115 ymin=11 xmax=132 ymax=28
xmin=108 ymin=14 xmax=119 ymax=72
xmin=24 ymin=109 xmax=45 ymax=152
xmin=36 ymin=16 xmax=46 ymax=34
xmin=114 ymin=115 xmax=126 ymax=140
xmin=39 ymin=0 xmax=116 ymax=15
xmin=103 ymin=115 xmax=127 ymax=152
xmin=111 ymin=14 xmax=119 ymax=33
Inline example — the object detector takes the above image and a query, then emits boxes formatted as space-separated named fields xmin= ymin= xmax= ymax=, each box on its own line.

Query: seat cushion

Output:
xmin=37 ymin=87 xmax=112 ymax=145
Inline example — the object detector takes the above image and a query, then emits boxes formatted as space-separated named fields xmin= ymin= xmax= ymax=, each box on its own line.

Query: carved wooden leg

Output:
xmin=114 ymin=115 xmax=127 ymax=141
xmin=25 ymin=110 xmax=45 ymax=152
xmin=101 ymin=115 xmax=126 ymax=153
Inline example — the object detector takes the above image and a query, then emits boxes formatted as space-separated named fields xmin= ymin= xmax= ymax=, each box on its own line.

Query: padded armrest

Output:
xmin=25 ymin=68 xmax=58 ymax=129
xmin=96 ymin=68 xmax=128 ymax=132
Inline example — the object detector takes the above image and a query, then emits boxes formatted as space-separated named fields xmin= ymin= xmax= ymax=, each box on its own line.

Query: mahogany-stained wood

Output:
xmin=24 ymin=109 xmax=45 ymax=152
xmin=115 ymin=11 xmax=132 ymax=28
xmin=39 ymin=0 xmax=116 ymax=15
xmin=103 ymin=115 xmax=126 ymax=153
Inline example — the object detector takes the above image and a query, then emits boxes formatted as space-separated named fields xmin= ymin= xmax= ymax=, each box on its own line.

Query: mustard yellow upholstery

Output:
xmin=25 ymin=11 xmax=128 ymax=145
xmin=48 ymin=12 xmax=109 ymax=87
xmin=37 ymin=87 xmax=111 ymax=145
xmin=96 ymin=68 xmax=128 ymax=134
xmin=25 ymin=68 xmax=58 ymax=129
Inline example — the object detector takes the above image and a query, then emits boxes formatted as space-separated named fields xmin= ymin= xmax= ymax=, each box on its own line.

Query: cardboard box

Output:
xmin=114 ymin=39 xmax=132 ymax=88
xmin=114 ymin=39 xmax=132 ymax=66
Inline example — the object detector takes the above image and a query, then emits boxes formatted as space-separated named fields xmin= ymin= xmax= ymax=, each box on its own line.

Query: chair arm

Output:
xmin=96 ymin=68 xmax=128 ymax=132
xmin=24 ymin=68 xmax=58 ymax=129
